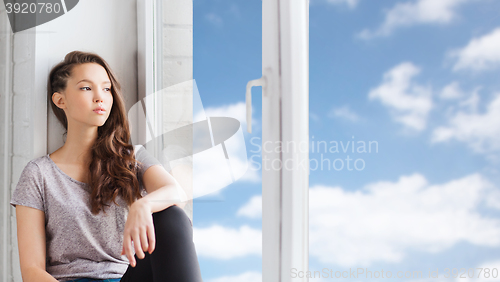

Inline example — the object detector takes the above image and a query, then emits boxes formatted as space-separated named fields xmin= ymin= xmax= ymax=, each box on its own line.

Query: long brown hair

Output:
xmin=47 ymin=50 xmax=144 ymax=215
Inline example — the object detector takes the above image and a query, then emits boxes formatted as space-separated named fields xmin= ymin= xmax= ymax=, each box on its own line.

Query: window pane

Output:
xmin=309 ymin=1 xmax=500 ymax=281
xmin=192 ymin=0 xmax=263 ymax=281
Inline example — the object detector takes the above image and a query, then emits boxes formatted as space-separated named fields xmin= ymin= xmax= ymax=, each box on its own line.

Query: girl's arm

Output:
xmin=140 ymin=164 xmax=188 ymax=213
xmin=15 ymin=205 xmax=59 ymax=282
xmin=122 ymin=164 xmax=189 ymax=267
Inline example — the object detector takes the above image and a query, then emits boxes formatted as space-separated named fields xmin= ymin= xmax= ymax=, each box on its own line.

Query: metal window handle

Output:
xmin=246 ymin=68 xmax=270 ymax=134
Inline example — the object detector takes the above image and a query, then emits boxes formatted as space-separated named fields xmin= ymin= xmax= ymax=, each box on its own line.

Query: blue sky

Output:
xmin=192 ymin=0 xmax=500 ymax=281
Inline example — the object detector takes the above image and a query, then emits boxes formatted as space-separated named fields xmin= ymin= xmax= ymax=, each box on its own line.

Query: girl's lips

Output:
xmin=93 ymin=110 xmax=105 ymax=115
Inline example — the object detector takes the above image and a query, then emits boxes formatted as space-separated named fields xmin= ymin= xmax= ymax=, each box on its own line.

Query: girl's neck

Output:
xmin=55 ymin=125 xmax=99 ymax=166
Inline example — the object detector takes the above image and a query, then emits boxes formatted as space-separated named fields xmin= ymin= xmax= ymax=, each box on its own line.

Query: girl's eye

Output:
xmin=80 ymin=87 xmax=111 ymax=91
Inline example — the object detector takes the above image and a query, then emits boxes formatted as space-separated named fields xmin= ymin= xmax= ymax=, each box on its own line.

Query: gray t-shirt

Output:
xmin=10 ymin=145 xmax=162 ymax=281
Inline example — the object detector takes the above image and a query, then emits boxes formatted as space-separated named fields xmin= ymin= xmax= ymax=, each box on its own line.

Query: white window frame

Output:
xmin=258 ymin=0 xmax=310 ymax=281
xmin=1 ymin=8 xmax=14 ymax=282
xmin=140 ymin=1 xmax=310 ymax=281
xmin=136 ymin=0 xmax=162 ymax=157
xmin=136 ymin=0 xmax=194 ymax=223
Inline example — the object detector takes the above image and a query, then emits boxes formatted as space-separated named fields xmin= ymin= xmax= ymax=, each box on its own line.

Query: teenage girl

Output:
xmin=10 ymin=51 xmax=203 ymax=282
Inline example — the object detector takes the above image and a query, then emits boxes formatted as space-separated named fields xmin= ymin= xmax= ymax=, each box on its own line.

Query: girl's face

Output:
xmin=53 ymin=63 xmax=114 ymax=128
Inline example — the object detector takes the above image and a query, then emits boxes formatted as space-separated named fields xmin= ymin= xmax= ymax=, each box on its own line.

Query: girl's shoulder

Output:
xmin=19 ymin=154 xmax=65 ymax=182
xmin=11 ymin=155 xmax=50 ymax=211
xmin=14 ymin=155 xmax=57 ymax=191
xmin=27 ymin=154 xmax=54 ymax=170
xmin=19 ymin=155 xmax=48 ymax=173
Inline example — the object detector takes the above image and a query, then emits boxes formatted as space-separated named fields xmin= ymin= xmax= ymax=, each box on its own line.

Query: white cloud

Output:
xmin=205 ymin=13 xmax=223 ymax=27
xmin=237 ymin=195 xmax=262 ymax=219
xmin=228 ymin=3 xmax=241 ymax=18
xmin=328 ymin=105 xmax=361 ymax=122
xmin=358 ymin=0 xmax=471 ymax=39
xmin=457 ymin=88 xmax=481 ymax=112
xmin=238 ymin=163 xmax=261 ymax=183
xmin=449 ymin=27 xmax=500 ymax=72
xmin=368 ymin=62 xmax=433 ymax=131
xmin=309 ymin=173 xmax=500 ymax=267
xmin=310 ymin=0 xmax=359 ymax=9
xmin=193 ymin=224 xmax=261 ymax=259
xmin=199 ymin=101 xmax=259 ymax=134
xmin=206 ymin=271 xmax=262 ymax=282
xmin=440 ymin=81 xmax=464 ymax=100
xmin=194 ymin=101 xmax=261 ymax=185
xmin=187 ymin=139 xmax=252 ymax=198
xmin=310 ymin=112 xmax=321 ymax=122
xmin=326 ymin=0 xmax=359 ymax=9
xmin=431 ymin=93 xmax=500 ymax=154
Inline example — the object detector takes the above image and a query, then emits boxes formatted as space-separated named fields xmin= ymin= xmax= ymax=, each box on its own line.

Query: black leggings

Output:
xmin=119 ymin=205 xmax=203 ymax=282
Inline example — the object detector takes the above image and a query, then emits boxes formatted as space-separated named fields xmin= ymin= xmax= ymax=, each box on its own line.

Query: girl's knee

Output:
xmin=152 ymin=205 xmax=192 ymax=230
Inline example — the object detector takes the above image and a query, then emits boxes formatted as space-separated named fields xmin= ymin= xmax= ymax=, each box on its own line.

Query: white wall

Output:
xmin=39 ymin=0 xmax=139 ymax=154
xmin=0 ymin=3 xmax=15 ymax=281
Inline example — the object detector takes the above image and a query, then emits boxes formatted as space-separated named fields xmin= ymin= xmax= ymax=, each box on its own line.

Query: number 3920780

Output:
xmin=5 ymin=2 xmax=63 ymax=14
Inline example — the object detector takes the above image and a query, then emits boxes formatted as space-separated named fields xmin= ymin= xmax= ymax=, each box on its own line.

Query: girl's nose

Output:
xmin=94 ymin=89 xmax=108 ymax=102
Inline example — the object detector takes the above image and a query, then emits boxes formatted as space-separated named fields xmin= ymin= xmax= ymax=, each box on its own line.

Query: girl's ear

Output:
xmin=52 ymin=92 xmax=66 ymax=109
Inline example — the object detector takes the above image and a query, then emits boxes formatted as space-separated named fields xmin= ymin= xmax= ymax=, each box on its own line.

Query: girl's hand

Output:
xmin=121 ymin=199 xmax=155 ymax=267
